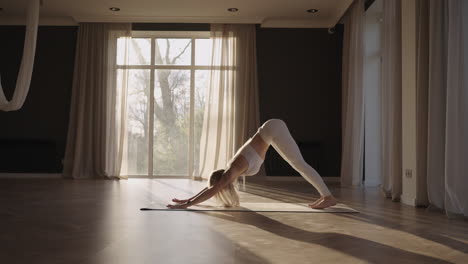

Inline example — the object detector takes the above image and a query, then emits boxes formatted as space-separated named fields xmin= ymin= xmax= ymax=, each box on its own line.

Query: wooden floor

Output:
xmin=0 ymin=178 xmax=467 ymax=264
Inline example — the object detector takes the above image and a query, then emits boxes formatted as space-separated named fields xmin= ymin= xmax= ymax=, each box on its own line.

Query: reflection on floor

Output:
xmin=0 ymin=178 xmax=467 ymax=264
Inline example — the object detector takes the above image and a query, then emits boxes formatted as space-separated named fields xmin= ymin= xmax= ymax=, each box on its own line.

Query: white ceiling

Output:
xmin=0 ymin=0 xmax=354 ymax=28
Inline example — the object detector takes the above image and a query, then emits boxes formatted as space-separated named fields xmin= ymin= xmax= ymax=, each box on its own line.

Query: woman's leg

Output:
xmin=259 ymin=119 xmax=332 ymax=197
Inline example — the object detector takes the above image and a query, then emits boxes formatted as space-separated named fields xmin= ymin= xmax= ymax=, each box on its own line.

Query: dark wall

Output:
xmin=257 ymin=25 xmax=343 ymax=177
xmin=0 ymin=24 xmax=342 ymax=176
xmin=0 ymin=26 xmax=77 ymax=172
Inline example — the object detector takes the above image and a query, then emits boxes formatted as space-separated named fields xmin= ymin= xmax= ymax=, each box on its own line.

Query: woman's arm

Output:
xmin=167 ymin=157 xmax=247 ymax=209
xmin=172 ymin=187 xmax=208 ymax=204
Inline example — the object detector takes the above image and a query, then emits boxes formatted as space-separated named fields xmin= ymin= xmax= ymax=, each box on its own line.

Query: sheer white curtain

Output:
xmin=427 ymin=0 xmax=448 ymax=210
xmin=427 ymin=0 xmax=468 ymax=217
xmin=198 ymin=24 xmax=260 ymax=180
xmin=64 ymin=23 xmax=131 ymax=179
xmin=340 ymin=0 xmax=365 ymax=187
xmin=0 ymin=0 xmax=39 ymax=111
xmin=444 ymin=0 xmax=468 ymax=216
xmin=380 ymin=0 xmax=402 ymax=200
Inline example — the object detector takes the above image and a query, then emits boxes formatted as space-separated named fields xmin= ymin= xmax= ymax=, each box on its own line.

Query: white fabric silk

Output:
xmin=0 ymin=0 xmax=40 ymax=111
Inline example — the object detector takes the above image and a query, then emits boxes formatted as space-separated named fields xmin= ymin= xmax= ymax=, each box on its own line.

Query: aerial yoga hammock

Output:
xmin=0 ymin=0 xmax=40 ymax=111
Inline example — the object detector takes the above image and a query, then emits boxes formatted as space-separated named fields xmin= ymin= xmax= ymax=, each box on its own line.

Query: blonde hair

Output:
xmin=208 ymin=169 xmax=240 ymax=207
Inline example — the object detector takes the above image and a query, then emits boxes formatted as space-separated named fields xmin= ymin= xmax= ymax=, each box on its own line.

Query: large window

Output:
xmin=117 ymin=31 xmax=212 ymax=177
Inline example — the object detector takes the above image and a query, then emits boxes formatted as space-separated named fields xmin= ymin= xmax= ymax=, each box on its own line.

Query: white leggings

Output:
xmin=258 ymin=119 xmax=332 ymax=197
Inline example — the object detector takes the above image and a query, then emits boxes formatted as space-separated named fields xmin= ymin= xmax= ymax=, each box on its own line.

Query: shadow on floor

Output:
xmin=201 ymin=211 xmax=454 ymax=264
xmin=335 ymin=212 xmax=468 ymax=255
xmin=242 ymin=182 xmax=467 ymax=259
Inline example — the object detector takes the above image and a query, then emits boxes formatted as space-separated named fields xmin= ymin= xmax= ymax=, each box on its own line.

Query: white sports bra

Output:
xmin=228 ymin=139 xmax=264 ymax=176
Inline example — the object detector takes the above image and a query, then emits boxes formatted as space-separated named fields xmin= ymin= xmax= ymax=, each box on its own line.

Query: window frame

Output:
xmin=118 ymin=31 xmax=211 ymax=178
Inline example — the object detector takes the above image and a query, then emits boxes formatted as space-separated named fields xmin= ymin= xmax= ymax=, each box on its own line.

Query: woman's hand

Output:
xmin=171 ymin=198 xmax=189 ymax=204
xmin=166 ymin=202 xmax=189 ymax=209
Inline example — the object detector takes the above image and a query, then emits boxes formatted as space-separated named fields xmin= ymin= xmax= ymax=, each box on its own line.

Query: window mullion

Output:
xmin=148 ymin=37 xmax=156 ymax=178
xmin=188 ymin=37 xmax=196 ymax=178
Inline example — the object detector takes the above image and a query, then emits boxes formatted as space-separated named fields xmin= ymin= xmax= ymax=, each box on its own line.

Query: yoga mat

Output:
xmin=141 ymin=202 xmax=359 ymax=213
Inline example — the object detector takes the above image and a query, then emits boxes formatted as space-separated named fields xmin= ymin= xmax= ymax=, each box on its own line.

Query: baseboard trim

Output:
xmin=249 ymin=176 xmax=340 ymax=183
xmin=0 ymin=173 xmax=62 ymax=179
xmin=364 ymin=180 xmax=382 ymax=187
xmin=400 ymin=194 xmax=416 ymax=206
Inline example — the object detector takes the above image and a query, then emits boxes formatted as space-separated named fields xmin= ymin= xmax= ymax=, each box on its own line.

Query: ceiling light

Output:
xmin=109 ymin=7 xmax=120 ymax=12
xmin=227 ymin=8 xmax=238 ymax=12
xmin=307 ymin=9 xmax=318 ymax=13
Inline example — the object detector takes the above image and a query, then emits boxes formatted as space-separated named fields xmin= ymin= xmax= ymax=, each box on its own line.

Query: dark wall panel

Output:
xmin=0 ymin=26 xmax=77 ymax=172
xmin=257 ymin=25 xmax=343 ymax=177
xmin=0 ymin=24 xmax=342 ymax=176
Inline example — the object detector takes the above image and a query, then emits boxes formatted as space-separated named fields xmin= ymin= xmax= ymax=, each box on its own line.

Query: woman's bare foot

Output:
xmin=308 ymin=197 xmax=323 ymax=208
xmin=309 ymin=196 xmax=337 ymax=209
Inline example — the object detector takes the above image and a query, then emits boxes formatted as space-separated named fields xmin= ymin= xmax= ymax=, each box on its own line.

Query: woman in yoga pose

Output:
xmin=167 ymin=119 xmax=337 ymax=209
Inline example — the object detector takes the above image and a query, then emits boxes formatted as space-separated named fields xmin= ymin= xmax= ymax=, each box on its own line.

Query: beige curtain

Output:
xmin=427 ymin=0 xmax=448 ymax=210
xmin=426 ymin=0 xmax=468 ymax=217
xmin=0 ymin=0 xmax=40 ymax=111
xmin=197 ymin=24 xmax=260 ymax=180
xmin=415 ymin=0 xmax=430 ymax=205
xmin=380 ymin=0 xmax=402 ymax=201
xmin=64 ymin=23 xmax=131 ymax=179
xmin=444 ymin=0 xmax=468 ymax=216
xmin=340 ymin=0 xmax=365 ymax=187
